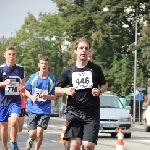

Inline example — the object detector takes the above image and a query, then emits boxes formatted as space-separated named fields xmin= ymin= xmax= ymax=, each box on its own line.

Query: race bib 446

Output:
xmin=72 ymin=71 xmax=93 ymax=90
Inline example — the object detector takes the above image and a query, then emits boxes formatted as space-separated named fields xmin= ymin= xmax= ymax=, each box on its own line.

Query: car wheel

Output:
xmin=144 ymin=119 xmax=150 ymax=132
xmin=111 ymin=133 xmax=117 ymax=138
xmin=124 ymin=133 xmax=131 ymax=138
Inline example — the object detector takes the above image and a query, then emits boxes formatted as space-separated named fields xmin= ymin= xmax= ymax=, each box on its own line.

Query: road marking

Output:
xmin=141 ymin=140 xmax=150 ymax=143
xmin=23 ymin=124 xmax=62 ymax=129
xmin=45 ymin=131 xmax=61 ymax=134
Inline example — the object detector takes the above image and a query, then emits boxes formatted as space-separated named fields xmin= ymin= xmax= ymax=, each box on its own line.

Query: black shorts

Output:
xmin=19 ymin=108 xmax=26 ymax=117
xmin=9 ymin=108 xmax=26 ymax=117
xmin=64 ymin=112 xmax=100 ymax=144
xmin=27 ymin=113 xmax=50 ymax=130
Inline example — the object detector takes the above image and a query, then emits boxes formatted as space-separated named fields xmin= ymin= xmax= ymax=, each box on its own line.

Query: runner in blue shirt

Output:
xmin=25 ymin=56 xmax=56 ymax=150
xmin=0 ymin=46 xmax=25 ymax=150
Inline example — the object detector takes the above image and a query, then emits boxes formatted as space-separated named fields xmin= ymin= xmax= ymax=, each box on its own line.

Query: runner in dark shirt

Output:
xmin=55 ymin=38 xmax=108 ymax=150
xmin=0 ymin=46 xmax=25 ymax=150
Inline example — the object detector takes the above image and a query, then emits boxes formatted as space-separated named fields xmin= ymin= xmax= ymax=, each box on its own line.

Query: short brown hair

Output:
xmin=39 ymin=56 xmax=49 ymax=63
xmin=74 ymin=38 xmax=91 ymax=50
xmin=6 ymin=46 xmax=16 ymax=51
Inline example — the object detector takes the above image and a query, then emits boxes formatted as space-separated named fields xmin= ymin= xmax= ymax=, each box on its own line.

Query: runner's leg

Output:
xmin=35 ymin=126 xmax=44 ymax=150
xmin=26 ymin=113 xmax=37 ymax=149
xmin=18 ymin=117 xmax=25 ymax=132
xmin=0 ymin=106 xmax=9 ymax=150
xmin=18 ymin=109 xmax=26 ymax=132
xmin=82 ymin=117 xmax=99 ymax=150
xmin=64 ymin=113 xmax=82 ymax=150
xmin=34 ymin=114 xmax=50 ymax=150
xmin=10 ymin=113 xmax=19 ymax=142
xmin=0 ymin=122 xmax=8 ymax=150
xmin=9 ymin=102 xmax=21 ymax=150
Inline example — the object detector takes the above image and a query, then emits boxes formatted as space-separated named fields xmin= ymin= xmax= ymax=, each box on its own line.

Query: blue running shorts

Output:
xmin=0 ymin=102 xmax=21 ymax=122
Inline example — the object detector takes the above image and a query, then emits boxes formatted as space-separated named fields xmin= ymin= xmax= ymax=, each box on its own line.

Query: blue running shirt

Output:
xmin=25 ymin=72 xmax=56 ymax=114
xmin=0 ymin=64 xmax=24 ymax=106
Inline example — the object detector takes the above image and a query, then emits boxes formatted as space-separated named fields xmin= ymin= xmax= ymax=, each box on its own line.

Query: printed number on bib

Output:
xmin=72 ymin=71 xmax=93 ymax=90
xmin=34 ymin=88 xmax=48 ymax=101
xmin=5 ymin=79 xmax=19 ymax=95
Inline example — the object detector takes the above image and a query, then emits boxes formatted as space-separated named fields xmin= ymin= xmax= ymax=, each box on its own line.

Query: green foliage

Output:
xmin=1 ymin=0 xmax=150 ymax=96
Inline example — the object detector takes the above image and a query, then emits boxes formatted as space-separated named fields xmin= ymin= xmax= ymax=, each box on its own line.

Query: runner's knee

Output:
xmin=82 ymin=141 xmax=95 ymax=150
xmin=0 ymin=123 xmax=8 ymax=132
xmin=11 ymin=120 xmax=18 ymax=127
xmin=36 ymin=126 xmax=44 ymax=136
xmin=70 ymin=138 xmax=82 ymax=149
xmin=29 ymin=130 xmax=37 ymax=137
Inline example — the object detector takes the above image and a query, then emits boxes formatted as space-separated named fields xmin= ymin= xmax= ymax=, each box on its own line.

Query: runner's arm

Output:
xmin=25 ymin=89 xmax=33 ymax=100
xmin=0 ymin=79 xmax=11 ymax=87
xmin=43 ymin=94 xmax=56 ymax=100
xmin=55 ymin=67 xmax=69 ymax=96
xmin=55 ymin=87 xmax=69 ymax=96
xmin=100 ymin=82 xmax=108 ymax=93
xmin=0 ymin=82 xmax=5 ymax=87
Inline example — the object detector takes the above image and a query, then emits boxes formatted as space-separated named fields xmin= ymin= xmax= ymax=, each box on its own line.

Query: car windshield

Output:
xmin=100 ymin=95 xmax=124 ymax=108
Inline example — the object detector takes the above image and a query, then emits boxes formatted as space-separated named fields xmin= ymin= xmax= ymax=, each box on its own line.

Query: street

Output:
xmin=0 ymin=117 xmax=150 ymax=150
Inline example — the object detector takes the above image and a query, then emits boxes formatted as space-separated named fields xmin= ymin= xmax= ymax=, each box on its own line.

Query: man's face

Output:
xmin=38 ymin=60 xmax=49 ymax=72
xmin=74 ymin=42 xmax=90 ymax=61
xmin=4 ymin=50 xmax=16 ymax=64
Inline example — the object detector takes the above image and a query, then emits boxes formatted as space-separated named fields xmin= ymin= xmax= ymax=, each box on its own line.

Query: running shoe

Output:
xmin=10 ymin=140 xmax=19 ymax=150
xmin=26 ymin=138 xmax=34 ymax=150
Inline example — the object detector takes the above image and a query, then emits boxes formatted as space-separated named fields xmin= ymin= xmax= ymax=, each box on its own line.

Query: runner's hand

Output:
xmin=4 ymin=79 xmax=12 ymax=85
xmin=20 ymin=86 xmax=25 ymax=92
xmin=92 ymin=88 xmax=100 ymax=97
xmin=65 ymin=87 xmax=76 ymax=96
xmin=42 ymin=93 xmax=48 ymax=100
xmin=30 ymin=95 xmax=38 ymax=102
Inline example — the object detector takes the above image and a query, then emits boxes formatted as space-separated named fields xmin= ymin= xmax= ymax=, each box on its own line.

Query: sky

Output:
xmin=0 ymin=0 xmax=58 ymax=38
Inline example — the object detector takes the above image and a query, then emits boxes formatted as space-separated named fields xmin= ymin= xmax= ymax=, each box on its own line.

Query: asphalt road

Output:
xmin=0 ymin=117 xmax=150 ymax=150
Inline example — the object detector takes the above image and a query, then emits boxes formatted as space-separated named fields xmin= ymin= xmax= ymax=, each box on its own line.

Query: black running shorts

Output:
xmin=19 ymin=108 xmax=26 ymax=117
xmin=64 ymin=112 xmax=100 ymax=144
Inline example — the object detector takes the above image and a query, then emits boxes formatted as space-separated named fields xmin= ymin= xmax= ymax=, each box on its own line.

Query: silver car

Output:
xmin=99 ymin=93 xmax=132 ymax=138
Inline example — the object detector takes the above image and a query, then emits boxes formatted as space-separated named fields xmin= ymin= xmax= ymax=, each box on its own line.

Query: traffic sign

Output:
xmin=136 ymin=92 xmax=143 ymax=101
xmin=136 ymin=87 xmax=146 ymax=91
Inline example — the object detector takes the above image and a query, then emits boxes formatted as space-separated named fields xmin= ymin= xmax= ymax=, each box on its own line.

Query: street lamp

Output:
xmin=103 ymin=5 xmax=138 ymax=123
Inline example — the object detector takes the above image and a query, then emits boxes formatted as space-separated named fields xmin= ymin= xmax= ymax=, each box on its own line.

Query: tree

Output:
xmin=9 ymin=12 xmax=72 ymax=79
xmin=7 ymin=0 xmax=150 ymax=95
xmin=52 ymin=0 xmax=150 ymax=94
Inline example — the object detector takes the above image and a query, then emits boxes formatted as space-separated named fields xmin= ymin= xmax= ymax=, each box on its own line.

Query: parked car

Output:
xmin=143 ymin=106 xmax=150 ymax=132
xmin=51 ymin=106 xmax=59 ymax=117
xmin=99 ymin=93 xmax=132 ymax=138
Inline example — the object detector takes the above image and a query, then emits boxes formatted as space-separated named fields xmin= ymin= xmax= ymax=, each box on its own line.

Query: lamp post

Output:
xmin=103 ymin=5 xmax=138 ymax=123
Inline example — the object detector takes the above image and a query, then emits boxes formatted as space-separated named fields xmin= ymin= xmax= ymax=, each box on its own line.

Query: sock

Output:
xmin=29 ymin=138 xmax=35 ymax=141
xmin=10 ymin=140 xmax=17 ymax=143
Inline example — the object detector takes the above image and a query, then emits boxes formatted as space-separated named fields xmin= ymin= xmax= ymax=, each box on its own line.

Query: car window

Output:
xmin=100 ymin=95 xmax=124 ymax=108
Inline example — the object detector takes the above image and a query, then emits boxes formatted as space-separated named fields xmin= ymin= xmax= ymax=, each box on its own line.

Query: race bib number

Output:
xmin=5 ymin=80 xmax=19 ymax=95
xmin=34 ymin=88 xmax=48 ymax=101
xmin=72 ymin=71 xmax=93 ymax=90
